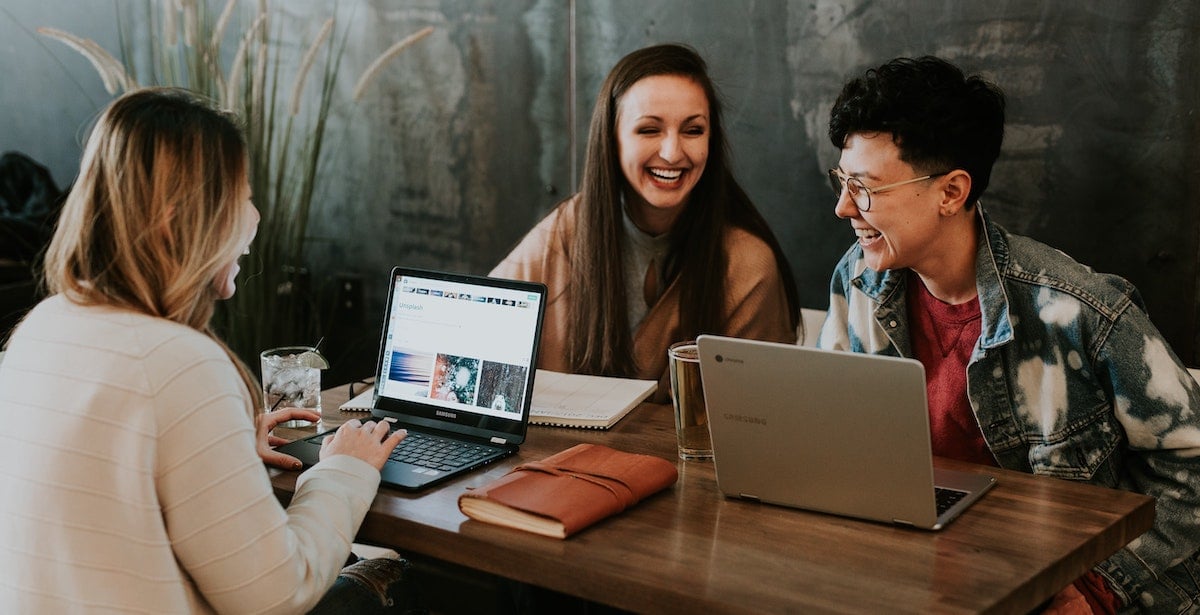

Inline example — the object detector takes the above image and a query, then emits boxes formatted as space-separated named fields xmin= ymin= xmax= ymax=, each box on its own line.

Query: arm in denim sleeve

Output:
xmin=817 ymin=245 xmax=858 ymax=352
xmin=1094 ymin=302 xmax=1200 ymax=602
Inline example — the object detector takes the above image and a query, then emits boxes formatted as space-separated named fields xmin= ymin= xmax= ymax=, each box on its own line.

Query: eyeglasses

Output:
xmin=827 ymin=168 xmax=948 ymax=212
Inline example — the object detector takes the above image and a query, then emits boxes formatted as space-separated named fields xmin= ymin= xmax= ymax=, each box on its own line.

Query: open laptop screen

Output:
xmin=372 ymin=267 xmax=546 ymax=443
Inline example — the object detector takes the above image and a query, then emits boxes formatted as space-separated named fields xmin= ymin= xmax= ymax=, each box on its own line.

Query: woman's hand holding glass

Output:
xmin=256 ymin=407 xmax=321 ymax=469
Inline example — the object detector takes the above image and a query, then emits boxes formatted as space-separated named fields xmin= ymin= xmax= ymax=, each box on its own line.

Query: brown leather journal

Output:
xmin=457 ymin=443 xmax=678 ymax=538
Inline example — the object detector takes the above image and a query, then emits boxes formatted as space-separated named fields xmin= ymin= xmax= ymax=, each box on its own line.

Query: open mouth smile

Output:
xmin=648 ymin=167 xmax=684 ymax=184
xmin=855 ymin=227 xmax=882 ymax=246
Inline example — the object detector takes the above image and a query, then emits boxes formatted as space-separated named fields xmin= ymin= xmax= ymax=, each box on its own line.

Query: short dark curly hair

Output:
xmin=828 ymin=56 xmax=1006 ymax=207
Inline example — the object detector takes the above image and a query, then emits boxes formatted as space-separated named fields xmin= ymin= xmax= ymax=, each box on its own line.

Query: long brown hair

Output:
xmin=566 ymin=44 xmax=799 ymax=376
xmin=43 ymin=87 xmax=260 ymax=410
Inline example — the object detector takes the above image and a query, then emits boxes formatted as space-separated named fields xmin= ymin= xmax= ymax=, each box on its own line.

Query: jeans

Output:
xmin=308 ymin=557 xmax=426 ymax=615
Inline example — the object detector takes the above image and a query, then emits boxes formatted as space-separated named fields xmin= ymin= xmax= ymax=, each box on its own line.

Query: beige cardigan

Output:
xmin=491 ymin=197 xmax=797 ymax=402
xmin=0 ymin=296 xmax=380 ymax=613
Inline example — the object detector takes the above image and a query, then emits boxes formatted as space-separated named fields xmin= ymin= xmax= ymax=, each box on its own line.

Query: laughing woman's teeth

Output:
xmin=856 ymin=229 xmax=881 ymax=240
xmin=649 ymin=168 xmax=682 ymax=182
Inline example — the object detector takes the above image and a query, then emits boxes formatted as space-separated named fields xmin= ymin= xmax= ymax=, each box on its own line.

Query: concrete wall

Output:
xmin=4 ymin=0 xmax=1199 ymax=372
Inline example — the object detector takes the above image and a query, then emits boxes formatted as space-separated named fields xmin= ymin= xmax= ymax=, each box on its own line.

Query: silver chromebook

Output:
xmin=697 ymin=335 xmax=996 ymax=530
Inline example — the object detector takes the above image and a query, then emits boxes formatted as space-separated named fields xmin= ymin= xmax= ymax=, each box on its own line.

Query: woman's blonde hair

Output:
xmin=43 ymin=87 xmax=260 ymax=409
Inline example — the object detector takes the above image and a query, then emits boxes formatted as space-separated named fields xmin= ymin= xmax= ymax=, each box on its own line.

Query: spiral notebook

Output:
xmin=527 ymin=370 xmax=656 ymax=429
xmin=343 ymin=371 xmax=656 ymax=429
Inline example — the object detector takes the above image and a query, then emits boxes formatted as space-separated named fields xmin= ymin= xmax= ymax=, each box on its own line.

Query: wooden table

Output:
xmin=269 ymin=383 xmax=1154 ymax=614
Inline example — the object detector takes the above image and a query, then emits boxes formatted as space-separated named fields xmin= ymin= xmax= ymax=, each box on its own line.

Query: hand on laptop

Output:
xmin=321 ymin=419 xmax=408 ymax=471
xmin=257 ymin=407 xmax=322 ymax=470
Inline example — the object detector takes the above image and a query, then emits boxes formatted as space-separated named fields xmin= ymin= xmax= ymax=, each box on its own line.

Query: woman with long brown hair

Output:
xmin=493 ymin=44 xmax=799 ymax=398
xmin=0 ymin=88 xmax=413 ymax=613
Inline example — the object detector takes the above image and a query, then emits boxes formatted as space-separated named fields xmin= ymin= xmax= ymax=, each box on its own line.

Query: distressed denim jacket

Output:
xmin=818 ymin=207 xmax=1200 ymax=613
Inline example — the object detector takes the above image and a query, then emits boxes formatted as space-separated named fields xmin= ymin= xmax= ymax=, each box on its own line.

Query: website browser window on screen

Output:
xmin=379 ymin=274 xmax=541 ymax=420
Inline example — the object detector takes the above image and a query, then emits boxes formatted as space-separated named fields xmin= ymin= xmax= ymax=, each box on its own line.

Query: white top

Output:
xmin=0 ymin=295 xmax=380 ymax=614
xmin=621 ymin=209 xmax=672 ymax=332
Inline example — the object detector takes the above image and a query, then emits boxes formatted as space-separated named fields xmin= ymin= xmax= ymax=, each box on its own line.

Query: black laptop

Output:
xmin=276 ymin=266 xmax=547 ymax=491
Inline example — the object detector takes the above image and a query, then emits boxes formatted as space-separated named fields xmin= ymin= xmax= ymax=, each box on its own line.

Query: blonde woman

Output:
xmin=0 ymin=88 xmax=415 ymax=613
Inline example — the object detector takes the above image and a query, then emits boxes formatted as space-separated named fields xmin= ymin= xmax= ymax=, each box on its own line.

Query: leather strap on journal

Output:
xmin=511 ymin=460 xmax=639 ymax=510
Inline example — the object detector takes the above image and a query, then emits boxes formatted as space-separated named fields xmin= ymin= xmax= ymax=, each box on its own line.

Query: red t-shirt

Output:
xmin=906 ymin=273 xmax=994 ymax=467
xmin=908 ymin=273 xmax=1121 ymax=611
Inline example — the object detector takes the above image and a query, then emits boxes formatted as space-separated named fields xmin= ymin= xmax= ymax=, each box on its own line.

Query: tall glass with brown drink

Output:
xmin=668 ymin=341 xmax=712 ymax=460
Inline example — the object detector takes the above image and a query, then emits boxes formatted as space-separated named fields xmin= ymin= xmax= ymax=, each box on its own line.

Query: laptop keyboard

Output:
xmin=935 ymin=487 xmax=968 ymax=515
xmin=387 ymin=431 xmax=496 ymax=472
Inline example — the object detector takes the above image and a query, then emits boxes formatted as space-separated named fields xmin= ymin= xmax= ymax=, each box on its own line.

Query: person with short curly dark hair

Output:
xmin=820 ymin=56 xmax=1200 ymax=614
xmin=827 ymin=56 xmax=1004 ymax=210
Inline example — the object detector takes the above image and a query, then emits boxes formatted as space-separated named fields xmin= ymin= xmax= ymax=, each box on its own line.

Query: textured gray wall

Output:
xmin=1 ymin=2 xmax=115 ymax=188
xmin=4 ymin=1 xmax=1199 ymax=372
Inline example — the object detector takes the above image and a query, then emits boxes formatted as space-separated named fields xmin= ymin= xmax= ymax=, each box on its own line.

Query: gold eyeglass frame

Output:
xmin=827 ymin=168 xmax=948 ymax=212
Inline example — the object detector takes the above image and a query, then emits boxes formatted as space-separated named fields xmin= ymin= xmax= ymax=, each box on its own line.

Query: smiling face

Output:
xmin=211 ymin=174 xmax=260 ymax=300
xmin=616 ymin=74 xmax=710 ymax=235
xmin=834 ymin=132 xmax=954 ymax=274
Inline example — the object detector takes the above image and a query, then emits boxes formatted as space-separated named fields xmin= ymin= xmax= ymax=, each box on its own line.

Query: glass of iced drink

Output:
xmin=260 ymin=346 xmax=326 ymax=427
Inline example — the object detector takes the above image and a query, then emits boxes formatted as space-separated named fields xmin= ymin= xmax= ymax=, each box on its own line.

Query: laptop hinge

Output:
xmin=490 ymin=436 xmax=507 ymax=444
xmin=739 ymin=494 xmax=760 ymax=502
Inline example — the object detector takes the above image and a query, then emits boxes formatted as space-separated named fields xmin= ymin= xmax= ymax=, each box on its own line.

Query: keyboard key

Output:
xmin=935 ymin=487 xmax=968 ymax=515
xmin=386 ymin=431 xmax=499 ymax=471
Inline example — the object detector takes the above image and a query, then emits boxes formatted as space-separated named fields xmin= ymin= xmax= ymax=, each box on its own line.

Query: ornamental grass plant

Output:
xmin=38 ymin=0 xmax=432 ymax=374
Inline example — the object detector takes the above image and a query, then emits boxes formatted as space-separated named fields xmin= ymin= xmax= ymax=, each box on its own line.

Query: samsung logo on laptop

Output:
xmin=436 ymin=410 xmax=457 ymax=419
xmin=724 ymin=413 xmax=767 ymax=426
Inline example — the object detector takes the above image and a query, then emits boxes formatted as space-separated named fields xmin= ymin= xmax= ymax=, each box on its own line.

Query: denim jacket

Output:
xmin=819 ymin=207 xmax=1200 ymax=612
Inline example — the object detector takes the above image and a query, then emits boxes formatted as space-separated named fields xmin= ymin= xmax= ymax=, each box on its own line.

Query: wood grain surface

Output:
xmin=269 ymin=382 xmax=1154 ymax=614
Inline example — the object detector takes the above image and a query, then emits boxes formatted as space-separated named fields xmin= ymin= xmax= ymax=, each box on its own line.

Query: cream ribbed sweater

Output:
xmin=0 ymin=296 xmax=380 ymax=614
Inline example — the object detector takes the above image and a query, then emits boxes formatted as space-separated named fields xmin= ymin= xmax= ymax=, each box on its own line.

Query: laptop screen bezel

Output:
xmin=369 ymin=266 xmax=546 ymax=445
